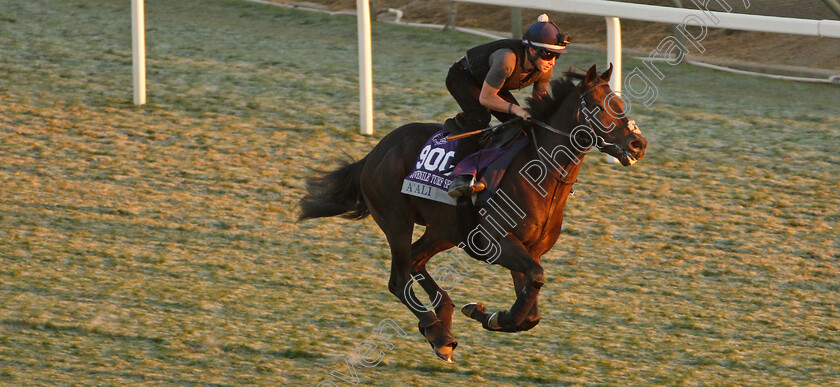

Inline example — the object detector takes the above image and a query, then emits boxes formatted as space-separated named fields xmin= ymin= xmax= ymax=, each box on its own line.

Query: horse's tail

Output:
xmin=299 ymin=156 xmax=370 ymax=221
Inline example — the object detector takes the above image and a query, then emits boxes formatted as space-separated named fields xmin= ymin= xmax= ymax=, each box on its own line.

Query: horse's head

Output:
xmin=575 ymin=64 xmax=647 ymax=166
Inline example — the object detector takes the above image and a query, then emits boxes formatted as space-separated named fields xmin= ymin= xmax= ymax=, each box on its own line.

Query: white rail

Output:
xmin=450 ymin=0 xmax=840 ymax=96
xmin=452 ymin=0 xmax=840 ymax=38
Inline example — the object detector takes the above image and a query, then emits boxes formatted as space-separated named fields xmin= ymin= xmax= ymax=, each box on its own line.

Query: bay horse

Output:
xmin=299 ymin=65 xmax=646 ymax=362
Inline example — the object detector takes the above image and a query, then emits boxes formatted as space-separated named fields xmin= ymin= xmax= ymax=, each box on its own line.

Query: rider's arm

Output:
xmin=479 ymin=82 xmax=529 ymax=119
xmin=479 ymin=50 xmax=531 ymax=120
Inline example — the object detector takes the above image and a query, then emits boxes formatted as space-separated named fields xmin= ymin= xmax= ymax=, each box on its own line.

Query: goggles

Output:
xmin=532 ymin=33 xmax=572 ymax=60
xmin=537 ymin=49 xmax=559 ymax=61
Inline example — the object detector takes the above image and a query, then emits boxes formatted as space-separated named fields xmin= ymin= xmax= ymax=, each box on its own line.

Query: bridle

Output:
xmin=527 ymin=81 xmax=638 ymax=185
xmin=530 ymin=81 xmax=636 ymax=154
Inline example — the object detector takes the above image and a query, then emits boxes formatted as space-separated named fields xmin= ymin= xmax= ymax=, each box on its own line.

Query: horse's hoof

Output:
xmin=461 ymin=302 xmax=486 ymax=320
xmin=434 ymin=344 xmax=455 ymax=363
xmin=421 ymin=321 xmax=457 ymax=363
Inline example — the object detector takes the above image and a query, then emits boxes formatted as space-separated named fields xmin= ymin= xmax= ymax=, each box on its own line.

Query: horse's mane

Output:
xmin=527 ymin=70 xmax=585 ymax=121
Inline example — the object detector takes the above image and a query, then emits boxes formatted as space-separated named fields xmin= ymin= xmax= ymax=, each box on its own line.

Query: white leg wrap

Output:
xmin=488 ymin=312 xmax=501 ymax=329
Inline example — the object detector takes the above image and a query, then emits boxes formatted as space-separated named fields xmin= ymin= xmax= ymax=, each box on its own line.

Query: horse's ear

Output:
xmin=584 ymin=65 xmax=598 ymax=83
xmin=600 ymin=63 xmax=614 ymax=82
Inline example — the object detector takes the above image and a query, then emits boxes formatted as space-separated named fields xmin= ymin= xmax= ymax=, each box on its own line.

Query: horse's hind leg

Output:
xmin=465 ymin=270 xmax=541 ymax=332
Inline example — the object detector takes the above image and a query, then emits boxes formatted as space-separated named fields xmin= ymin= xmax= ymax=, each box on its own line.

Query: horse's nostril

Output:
xmin=630 ymin=140 xmax=644 ymax=151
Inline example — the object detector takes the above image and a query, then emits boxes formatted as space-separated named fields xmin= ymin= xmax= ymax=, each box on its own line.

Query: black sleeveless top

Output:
xmin=463 ymin=39 xmax=547 ymax=90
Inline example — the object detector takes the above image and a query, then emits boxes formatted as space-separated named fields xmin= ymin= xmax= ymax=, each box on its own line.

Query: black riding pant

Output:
xmin=445 ymin=61 xmax=519 ymax=170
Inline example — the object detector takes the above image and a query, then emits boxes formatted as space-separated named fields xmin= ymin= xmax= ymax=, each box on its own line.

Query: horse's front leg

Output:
xmin=409 ymin=232 xmax=458 ymax=360
xmin=386 ymin=252 xmax=457 ymax=363
xmin=373 ymin=223 xmax=456 ymax=363
xmin=508 ymin=270 xmax=541 ymax=331
xmin=413 ymin=266 xmax=456 ymax=332
xmin=410 ymin=232 xmax=457 ymax=331
xmin=462 ymin=236 xmax=543 ymax=332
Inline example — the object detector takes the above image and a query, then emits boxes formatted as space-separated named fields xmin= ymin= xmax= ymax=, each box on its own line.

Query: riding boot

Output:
xmin=447 ymin=174 xmax=485 ymax=198
xmin=444 ymin=112 xmax=487 ymax=198
xmin=447 ymin=133 xmax=489 ymax=196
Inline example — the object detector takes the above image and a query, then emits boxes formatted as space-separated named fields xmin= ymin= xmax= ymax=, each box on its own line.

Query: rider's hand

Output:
xmin=511 ymin=104 xmax=531 ymax=120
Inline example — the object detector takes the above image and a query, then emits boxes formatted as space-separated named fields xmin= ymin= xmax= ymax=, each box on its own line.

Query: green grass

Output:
xmin=1 ymin=0 xmax=839 ymax=385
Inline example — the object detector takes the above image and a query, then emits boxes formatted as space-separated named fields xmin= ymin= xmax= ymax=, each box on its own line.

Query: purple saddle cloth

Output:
xmin=402 ymin=128 xmax=528 ymax=206
xmin=401 ymin=129 xmax=460 ymax=205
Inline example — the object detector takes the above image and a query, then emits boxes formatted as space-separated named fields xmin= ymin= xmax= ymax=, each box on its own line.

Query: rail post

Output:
xmin=444 ymin=2 xmax=458 ymax=31
xmin=357 ymin=0 xmax=374 ymax=135
xmin=132 ymin=0 xmax=146 ymax=105
xmin=511 ymin=7 xmax=522 ymax=38
xmin=605 ymin=16 xmax=621 ymax=163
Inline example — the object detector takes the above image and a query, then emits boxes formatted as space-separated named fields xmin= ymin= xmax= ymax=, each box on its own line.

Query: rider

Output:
xmin=444 ymin=14 xmax=571 ymax=198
